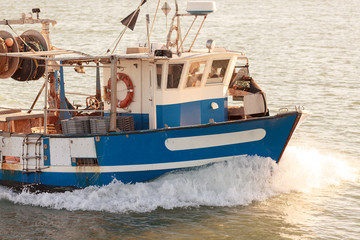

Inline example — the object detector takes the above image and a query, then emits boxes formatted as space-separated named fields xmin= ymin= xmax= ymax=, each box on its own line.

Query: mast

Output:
xmin=109 ymin=55 xmax=118 ymax=132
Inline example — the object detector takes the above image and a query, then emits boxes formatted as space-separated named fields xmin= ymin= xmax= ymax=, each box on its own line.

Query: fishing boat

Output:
xmin=0 ymin=1 xmax=306 ymax=191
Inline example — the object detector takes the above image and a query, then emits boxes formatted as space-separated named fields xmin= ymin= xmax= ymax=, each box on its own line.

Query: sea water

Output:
xmin=0 ymin=0 xmax=359 ymax=239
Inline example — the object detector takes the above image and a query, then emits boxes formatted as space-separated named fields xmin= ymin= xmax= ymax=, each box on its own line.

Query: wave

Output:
xmin=0 ymin=146 xmax=357 ymax=213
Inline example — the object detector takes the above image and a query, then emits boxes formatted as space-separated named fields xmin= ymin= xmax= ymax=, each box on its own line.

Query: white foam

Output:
xmin=271 ymin=146 xmax=358 ymax=193
xmin=0 ymin=146 xmax=357 ymax=213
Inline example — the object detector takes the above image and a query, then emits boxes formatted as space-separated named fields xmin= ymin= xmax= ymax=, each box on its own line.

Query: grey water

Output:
xmin=0 ymin=0 xmax=359 ymax=239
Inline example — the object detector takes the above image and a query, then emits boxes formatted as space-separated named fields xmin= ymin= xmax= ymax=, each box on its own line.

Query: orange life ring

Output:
xmin=107 ymin=73 xmax=134 ymax=108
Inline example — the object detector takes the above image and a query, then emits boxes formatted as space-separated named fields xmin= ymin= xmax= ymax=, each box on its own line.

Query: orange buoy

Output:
xmin=5 ymin=38 xmax=13 ymax=47
xmin=107 ymin=73 xmax=134 ymax=108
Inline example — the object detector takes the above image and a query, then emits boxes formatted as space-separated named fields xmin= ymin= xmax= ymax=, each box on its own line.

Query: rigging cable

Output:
xmin=108 ymin=0 xmax=147 ymax=55
xmin=6 ymin=21 xmax=35 ymax=53
xmin=149 ymin=0 xmax=161 ymax=38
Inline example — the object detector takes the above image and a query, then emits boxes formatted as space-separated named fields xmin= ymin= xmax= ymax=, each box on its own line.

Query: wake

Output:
xmin=0 ymin=146 xmax=357 ymax=213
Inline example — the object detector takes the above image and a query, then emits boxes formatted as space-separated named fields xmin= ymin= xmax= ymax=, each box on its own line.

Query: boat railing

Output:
xmin=0 ymin=106 xmax=114 ymax=135
xmin=0 ymin=107 xmax=109 ymax=113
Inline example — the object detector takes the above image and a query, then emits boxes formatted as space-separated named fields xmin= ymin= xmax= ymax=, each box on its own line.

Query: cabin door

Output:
xmin=148 ymin=64 xmax=157 ymax=129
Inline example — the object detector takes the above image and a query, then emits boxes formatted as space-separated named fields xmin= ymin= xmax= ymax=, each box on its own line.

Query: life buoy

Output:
xmin=107 ymin=73 xmax=134 ymax=108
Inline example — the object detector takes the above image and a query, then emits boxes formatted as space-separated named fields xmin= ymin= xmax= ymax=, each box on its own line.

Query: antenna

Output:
xmin=146 ymin=14 xmax=151 ymax=54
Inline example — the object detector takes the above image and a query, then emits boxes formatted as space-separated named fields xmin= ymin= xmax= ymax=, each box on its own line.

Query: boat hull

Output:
xmin=0 ymin=111 xmax=302 ymax=190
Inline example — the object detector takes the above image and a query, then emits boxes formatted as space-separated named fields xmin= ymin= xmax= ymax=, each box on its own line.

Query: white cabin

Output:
xmin=102 ymin=50 xmax=247 ymax=130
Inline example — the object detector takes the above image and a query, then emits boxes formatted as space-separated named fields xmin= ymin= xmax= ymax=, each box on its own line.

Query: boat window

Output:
xmin=186 ymin=61 xmax=206 ymax=88
xmin=167 ymin=64 xmax=183 ymax=88
xmin=207 ymin=59 xmax=230 ymax=84
xmin=156 ymin=64 xmax=162 ymax=89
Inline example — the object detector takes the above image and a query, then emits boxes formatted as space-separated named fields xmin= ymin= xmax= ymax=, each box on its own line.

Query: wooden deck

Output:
xmin=0 ymin=110 xmax=51 ymax=133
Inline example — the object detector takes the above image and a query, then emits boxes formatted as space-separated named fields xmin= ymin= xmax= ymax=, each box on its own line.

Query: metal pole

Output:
xmin=146 ymin=14 xmax=151 ymax=54
xmin=0 ymin=106 xmax=109 ymax=113
xmin=188 ymin=15 xmax=207 ymax=52
xmin=95 ymin=62 xmax=101 ymax=101
xmin=178 ymin=16 xmax=197 ymax=51
xmin=109 ymin=55 xmax=118 ymax=132
xmin=149 ymin=0 xmax=161 ymax=38
xmin=177 ymin=15 xmax=183 ymax=53
xmin=43 ymin=59 xmax=48 ymax=134
xmin=28 ymin=81 xmax=46 ymax=113
xmin=165 ymin=17 xmax=168 ymax=36
xmin=41 ymin=22 xmax=52 ymax=50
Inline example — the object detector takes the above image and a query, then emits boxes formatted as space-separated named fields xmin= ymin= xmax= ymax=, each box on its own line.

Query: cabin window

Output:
xmin=186 ymin=61 xmax=206 ymax=87
xmin=167 ymin=64 xmax=183 ymax=88
xmin=156 ymin=64 xmax=162 ymax=89
xmin=207 ymin=59 xmax=230 ymax=84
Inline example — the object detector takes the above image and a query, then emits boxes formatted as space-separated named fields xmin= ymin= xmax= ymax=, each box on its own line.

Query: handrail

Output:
xmin=0 ymin=106 xmax=109 ymax=113
xmin=0 ymin=17 xmax=57 ymax=26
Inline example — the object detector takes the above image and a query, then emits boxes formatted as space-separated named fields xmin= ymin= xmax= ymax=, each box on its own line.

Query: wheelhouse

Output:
xmin=100 ymin=49 xmax=254 ymax=131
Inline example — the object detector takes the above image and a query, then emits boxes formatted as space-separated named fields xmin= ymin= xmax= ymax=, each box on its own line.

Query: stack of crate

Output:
xmin=116 ymin=116 xmax=134 ymax=131
xmin=90 ymin=118 xmax=110 ymax=134
xmin=61 ymin=116 xmax=134 ymax=134
xmin=61 ymin=116 xmax=91 ymax=134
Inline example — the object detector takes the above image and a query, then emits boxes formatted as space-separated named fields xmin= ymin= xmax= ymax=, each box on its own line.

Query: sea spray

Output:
xmin=270 ymin=146 xmax=358 ymax=193
xmin=0 ymin=146 xmax=357 ymax=213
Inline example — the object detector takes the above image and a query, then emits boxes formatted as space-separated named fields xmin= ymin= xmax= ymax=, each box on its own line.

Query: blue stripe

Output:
xmin=156 ymin=98 xmax=227 ymax=128
xmin=0 ymin=168 xmax=175 ymax=188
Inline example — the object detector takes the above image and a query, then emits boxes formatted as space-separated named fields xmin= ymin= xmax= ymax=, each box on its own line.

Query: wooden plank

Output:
xmin=0 ymin=112 xmax=48 ymax=122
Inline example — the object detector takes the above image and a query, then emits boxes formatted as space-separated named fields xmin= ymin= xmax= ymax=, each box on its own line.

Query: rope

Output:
xmin=6 ymin=21 xmax=35 ymax=53
xmin=108 ymin=0 xmax=147 ymax=55
xmin=106 ymin=28 xmax=126 ymax=54
xmin=149 ymin=0 xmax=161 ymax=38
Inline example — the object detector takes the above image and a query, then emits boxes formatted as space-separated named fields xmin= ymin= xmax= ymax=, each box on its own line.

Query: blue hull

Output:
xmin=0 ymin=111 xmax=301 ymax=190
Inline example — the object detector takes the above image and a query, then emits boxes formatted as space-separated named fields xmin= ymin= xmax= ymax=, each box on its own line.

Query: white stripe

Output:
xmin=165 ymin=129 xmax=266 ymax=151
xmin=40 ymin=155 xmax=244 ymax=173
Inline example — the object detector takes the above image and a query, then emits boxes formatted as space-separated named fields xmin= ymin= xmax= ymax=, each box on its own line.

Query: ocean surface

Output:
xmin=0 ymin=0 xmax=359 ymax=239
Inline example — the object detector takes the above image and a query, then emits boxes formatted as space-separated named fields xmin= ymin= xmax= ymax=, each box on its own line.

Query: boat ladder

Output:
xmin=21 ymin=134 xmax=43 ymax=183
